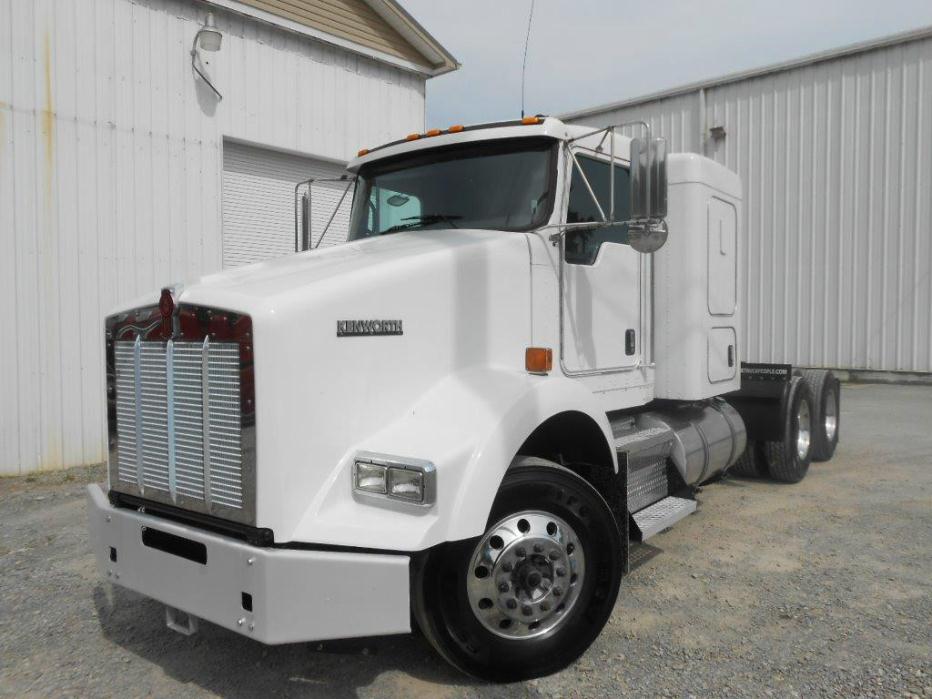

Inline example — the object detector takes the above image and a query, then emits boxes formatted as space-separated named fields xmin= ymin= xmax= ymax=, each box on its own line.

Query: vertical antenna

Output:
xmin=520 ymin=0 xmax=535 ymax=118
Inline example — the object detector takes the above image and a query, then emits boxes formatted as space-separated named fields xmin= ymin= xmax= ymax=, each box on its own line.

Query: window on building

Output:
xmin=565 ymin=154 xmax=631 ymax=265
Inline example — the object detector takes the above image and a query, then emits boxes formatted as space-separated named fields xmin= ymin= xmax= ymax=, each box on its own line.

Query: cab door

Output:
xmin=560 ymin=153 xmax=641 ymax=374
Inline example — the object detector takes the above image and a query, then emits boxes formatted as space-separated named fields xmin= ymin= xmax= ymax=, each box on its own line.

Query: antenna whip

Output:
xmin=521 ymin=0 xmax=535 ymax=118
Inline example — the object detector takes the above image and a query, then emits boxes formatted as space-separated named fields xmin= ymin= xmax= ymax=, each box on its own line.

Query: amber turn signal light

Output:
xmin=525 ymin=347 xmax=553 ymax=374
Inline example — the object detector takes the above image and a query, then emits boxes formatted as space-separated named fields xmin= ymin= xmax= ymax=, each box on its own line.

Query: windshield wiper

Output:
xmin=382 ymin=213 xmax=462 ymax=234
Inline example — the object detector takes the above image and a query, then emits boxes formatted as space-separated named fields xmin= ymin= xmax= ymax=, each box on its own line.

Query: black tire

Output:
xmin=799 ymin=369 xmax=840 ymax=461
xmin=728 ymin=440 xmax=767 ymax=478
xmin=762 ymin=376 xmax=813 ymax=483
xmin=412 ymin=457 xmax=622 ymax=682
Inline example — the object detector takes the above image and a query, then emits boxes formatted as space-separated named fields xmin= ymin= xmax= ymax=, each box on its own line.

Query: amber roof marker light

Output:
xmin=521 ymin=115 xmax=542 ymax=125
xmin=448 ymin=124 xmax=465 ymax=133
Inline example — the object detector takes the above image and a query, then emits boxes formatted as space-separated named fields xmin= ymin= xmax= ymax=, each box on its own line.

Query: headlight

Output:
xmin=353 ymin=453 xmax=436 ymax=507
xmin=354 ymin=462 xmax=387 ymax=493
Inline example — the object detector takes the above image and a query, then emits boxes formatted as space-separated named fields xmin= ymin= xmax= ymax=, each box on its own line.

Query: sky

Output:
xmin=401 ymin=0 xmax=932 ymax=129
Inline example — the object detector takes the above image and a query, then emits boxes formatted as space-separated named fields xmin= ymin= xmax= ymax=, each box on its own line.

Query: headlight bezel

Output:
xmin=352 ymin=452 xmax=436 ymax=508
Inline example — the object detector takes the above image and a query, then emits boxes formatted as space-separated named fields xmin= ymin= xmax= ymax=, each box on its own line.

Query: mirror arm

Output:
xmin=313 ymin=177 xmax=356 ymax=249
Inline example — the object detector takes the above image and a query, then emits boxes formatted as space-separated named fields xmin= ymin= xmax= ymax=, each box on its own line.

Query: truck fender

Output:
xmin=354 ymin=366 xmax=617 ymax=548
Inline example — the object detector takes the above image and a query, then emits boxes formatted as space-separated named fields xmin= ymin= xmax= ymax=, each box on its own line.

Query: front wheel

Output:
xmin=412 ymin=457 xmax=623 ymax=682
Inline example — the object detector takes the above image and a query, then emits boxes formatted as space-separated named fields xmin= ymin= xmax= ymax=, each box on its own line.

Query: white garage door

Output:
xmin=222 ymin=140 xmax=353 ymax=268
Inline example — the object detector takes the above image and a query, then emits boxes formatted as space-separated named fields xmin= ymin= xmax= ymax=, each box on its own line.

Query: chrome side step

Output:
xmin=631 ymin=496 xmax=697 ymax=541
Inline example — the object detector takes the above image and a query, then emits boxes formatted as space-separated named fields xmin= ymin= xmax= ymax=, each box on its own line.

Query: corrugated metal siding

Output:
xmin=233 ymin=0 xmax=431 ymax=67
xmin=569 ymin=34 xmax=932 ymax=373
xmin=222 ymin=140 xmax=350 ymax=267
xmin=0 ymin=0 xmax=425 ymax=474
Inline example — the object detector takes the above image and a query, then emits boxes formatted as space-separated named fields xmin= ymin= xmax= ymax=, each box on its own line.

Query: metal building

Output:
xmin=564 ymin=26 xmax=932 ymax=377
xmin=0 ymin=0 xmax=456 ymax=474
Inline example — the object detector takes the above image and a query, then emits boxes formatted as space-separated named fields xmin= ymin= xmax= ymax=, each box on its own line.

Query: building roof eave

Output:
xmin=207 ymin=0 xmax=458 ymax=78
xmin=363 ymin=0 xmax=460 ymax=76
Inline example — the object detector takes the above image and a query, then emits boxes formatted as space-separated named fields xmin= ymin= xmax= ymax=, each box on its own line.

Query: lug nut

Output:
xmin=505 ymin=598 xmax=517 ymax=610
xmin=498 ymin=581 xmax=510 ymax=593
xmin=540 ymin=601 xmax=551 ymax=612
xmin=556 ymin=566 xmax=566 ymax=577
xmin=550 ymin=550 xmax=562 ymax=560
xmin=522 ymin=605 xmax=532 ymax=616
xmin=533 ymin=543 xmax=544 ymax=553
xmin=515 ymin=547 xmax=526 ymax=558
xmin=553 ymin=587 xmax=563 ymax=597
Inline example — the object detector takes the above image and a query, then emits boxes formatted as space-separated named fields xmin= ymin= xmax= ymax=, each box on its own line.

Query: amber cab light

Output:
xmin=525 ymin=347 xmax=553 ymax=374
xmin=448 ymin=124 xmax=465 ymax=133
xmin=425 ymin=129 xmax=442 ymax=137
xmin=357 ymin=148 xmax=370 ymax=157
xmin=406 ymin=133 xmax=421 ymax=141
xmin=521 ymin=116 xmax=542 ymax=125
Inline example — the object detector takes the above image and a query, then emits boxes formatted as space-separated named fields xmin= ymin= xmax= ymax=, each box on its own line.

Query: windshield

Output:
xmin=347 ymin=138 xmax=557 ymax=240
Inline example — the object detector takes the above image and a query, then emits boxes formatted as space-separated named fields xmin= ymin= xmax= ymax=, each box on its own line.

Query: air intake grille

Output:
xmin=114 ymin=338 xmax=246 ymax=513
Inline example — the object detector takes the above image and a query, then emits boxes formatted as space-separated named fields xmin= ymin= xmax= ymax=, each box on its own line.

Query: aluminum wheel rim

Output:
xmin=466 ymin=511 xmax=585 ymax=640
xmin=796 ymin=399 xmax=812 ymax=460
xmin=824 ymin=388 xmax=838 ymax=443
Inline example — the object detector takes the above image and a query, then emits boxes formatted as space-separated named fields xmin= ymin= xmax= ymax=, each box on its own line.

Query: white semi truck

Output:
xmin=87 ymin=116 xmax=841 ymax=682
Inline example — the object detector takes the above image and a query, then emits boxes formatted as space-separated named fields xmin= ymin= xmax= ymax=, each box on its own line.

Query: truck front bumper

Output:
xmin=86 ymin=484 xmax=411 ymax=644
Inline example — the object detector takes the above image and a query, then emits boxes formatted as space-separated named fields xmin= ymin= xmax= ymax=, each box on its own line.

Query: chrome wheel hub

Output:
xmin=824 ymin=388 xmax=838 ymax=443
xmin=466 ymin=511 xmax=585 ymax=640
xmin=796 ymin=399 xmax=812 ymax=460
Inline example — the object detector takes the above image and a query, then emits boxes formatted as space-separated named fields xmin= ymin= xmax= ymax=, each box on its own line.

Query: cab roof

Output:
xmin=346 ymin=116 xmax=624 ymax=172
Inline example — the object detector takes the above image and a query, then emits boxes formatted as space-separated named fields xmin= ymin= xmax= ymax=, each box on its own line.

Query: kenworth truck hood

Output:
xmin=167 ymin=229 xmax=534 ymax=544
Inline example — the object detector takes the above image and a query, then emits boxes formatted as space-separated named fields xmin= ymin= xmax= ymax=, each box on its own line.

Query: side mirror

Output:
xmin=629 ymin=137 xmax=667 ymax=220
xmin=628 ymin=136 xmax=668 ymax=254
xmin=649 ymin=137 xmax=667 ymax=219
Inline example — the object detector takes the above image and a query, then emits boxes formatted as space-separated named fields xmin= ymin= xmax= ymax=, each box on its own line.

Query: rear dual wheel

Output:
xmin=763 ymin=376 xmax=813 ymax=483
xmin=798 ymin=369 xmax=840 ymax=461
xmin=413 ymin=458 xmax=622 ymax=682
xmin=730 ymin=377 xmax=815 ymax=483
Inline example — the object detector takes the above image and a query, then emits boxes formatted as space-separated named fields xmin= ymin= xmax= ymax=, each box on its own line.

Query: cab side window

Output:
xmin=565 ymin=154 xmax=631 ymax=265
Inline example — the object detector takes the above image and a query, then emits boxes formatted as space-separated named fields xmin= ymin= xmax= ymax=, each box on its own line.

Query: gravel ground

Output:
xmin=1 ymin=383 xmax=930 ymax=698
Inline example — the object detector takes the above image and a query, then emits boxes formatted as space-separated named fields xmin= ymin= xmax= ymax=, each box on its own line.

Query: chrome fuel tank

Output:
xmin=616 ymin=399 xmax=747 ymax=487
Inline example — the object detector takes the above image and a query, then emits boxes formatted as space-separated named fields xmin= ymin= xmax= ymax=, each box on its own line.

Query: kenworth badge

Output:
xmin=337 ymin=320 xmax=403 ymax=337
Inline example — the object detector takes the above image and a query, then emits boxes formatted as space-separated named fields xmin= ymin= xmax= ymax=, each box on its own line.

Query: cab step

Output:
xmin=631 ymin=496 xmax=696 ymax=541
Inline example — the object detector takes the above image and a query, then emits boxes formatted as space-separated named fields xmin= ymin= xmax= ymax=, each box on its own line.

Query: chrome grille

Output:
xmin=113 ymin=338 xmax=245 ymax=513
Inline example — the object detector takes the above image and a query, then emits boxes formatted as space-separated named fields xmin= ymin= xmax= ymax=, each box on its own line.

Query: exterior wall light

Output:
xmin=191 ymin=11 xmax=223 ymax=100
xmin=197 ymin=12 xmax=223 ymax=52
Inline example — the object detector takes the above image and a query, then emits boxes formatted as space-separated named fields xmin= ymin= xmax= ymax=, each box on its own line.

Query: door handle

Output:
xmin=727 ymin=344 xmax=735 ymax=367
xmin=625 ymin=329 xmax=636 ymax=356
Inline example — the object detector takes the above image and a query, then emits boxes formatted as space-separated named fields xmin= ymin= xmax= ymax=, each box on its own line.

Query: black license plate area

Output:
xmin=142 ymin=527 xmax=207 ymax=565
